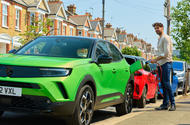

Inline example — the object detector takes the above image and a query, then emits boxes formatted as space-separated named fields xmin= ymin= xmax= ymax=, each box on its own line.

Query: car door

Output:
xmin=94 ymin=41 xmax=114 ymax=95
xmin=144 ymin=62 xmax=156 ymax=98
xmin=107 ymin=42 xmax=130 ymax=94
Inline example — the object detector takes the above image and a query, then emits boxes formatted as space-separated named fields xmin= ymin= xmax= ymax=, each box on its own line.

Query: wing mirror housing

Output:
xmin=97 ymin=55 xmax=112 ymax=64
xmin=130 ymin=60 xmax=143 ymax=74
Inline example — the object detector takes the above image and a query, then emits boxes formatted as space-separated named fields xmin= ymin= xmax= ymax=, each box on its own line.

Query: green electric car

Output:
xmin=0 ymin=36 xmax=135 ymax=125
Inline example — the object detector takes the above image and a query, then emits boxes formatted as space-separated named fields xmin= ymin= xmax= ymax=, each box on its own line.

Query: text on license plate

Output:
xmin=0 ymin=86 xmax=22 ymax=97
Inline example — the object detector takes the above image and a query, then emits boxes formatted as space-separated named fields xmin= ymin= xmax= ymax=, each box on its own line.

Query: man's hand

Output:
xmin=150 ymin=59 xmax=157 ymax=64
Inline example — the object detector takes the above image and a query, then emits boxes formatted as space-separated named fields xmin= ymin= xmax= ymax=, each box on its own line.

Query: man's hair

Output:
xmin=152 ymin=22 xmax=164 ymax=28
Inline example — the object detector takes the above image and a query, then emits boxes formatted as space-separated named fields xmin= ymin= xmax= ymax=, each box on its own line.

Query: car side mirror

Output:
xmin=130 ymin=60 xmax=143 ymax=74
xmin=97 ymin=55 xmax=112 ymax=64
xmin=8 ymin=49 xmax=16 ymax=54
xmin=173 ymin=72 xmax=177 ymax=75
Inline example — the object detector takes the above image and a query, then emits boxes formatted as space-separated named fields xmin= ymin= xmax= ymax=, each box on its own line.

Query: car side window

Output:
xmin=107 ymin=42 xmax=122 ymax=62
xmin=95 ymin=41 xmax=110 ymax=59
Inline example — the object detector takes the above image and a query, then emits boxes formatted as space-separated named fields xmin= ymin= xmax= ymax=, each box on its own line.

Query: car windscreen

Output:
xmin=15 ymin=37 xmax=94 ymax=58
xmin=173 ymin=62 xmax=184 ymax=71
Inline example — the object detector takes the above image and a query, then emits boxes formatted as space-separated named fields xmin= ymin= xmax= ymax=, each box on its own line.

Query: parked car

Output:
xmin=149 ymin=63 xmax=179 ymax=96
xmin=0 ymin=36 xmax=140 ymax=125
xmin=173 ymin=61 xmax=189 ymax=93
xmin=124 ymin=55 xmax=159 ymax=108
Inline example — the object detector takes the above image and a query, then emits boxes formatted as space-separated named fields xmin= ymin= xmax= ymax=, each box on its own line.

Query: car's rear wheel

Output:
xmin=71 ymin=85 xmax=94 ymax=125
xmin=150 ymin=87 xmax=158 ymax=103
xmin=116 ymin=82 xmax=133 ymax=116
xmin=138 ymin=87 xmax=147 ymax=108
xmin=0 ymin=111 xmax=4 ymax=117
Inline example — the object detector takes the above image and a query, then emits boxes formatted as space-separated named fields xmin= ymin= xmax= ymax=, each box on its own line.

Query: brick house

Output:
xmin=116 ymin=28 xmax=128 ymax=49
xmin=69 ymin=14 xmax=92 ymax=37
xmin=104 ymin=23 xmax=118 ymax=47
xmin=0 ymin=0 xmax=28 ymax=53
xmin=48 ymin=0 xmax=77 ymax=36
xmin=89 ymin=20 xmax=102 ymax=38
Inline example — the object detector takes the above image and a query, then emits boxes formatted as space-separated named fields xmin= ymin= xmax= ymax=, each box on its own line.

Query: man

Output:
xmin=151 ymin=22 xmax=176 ymax=111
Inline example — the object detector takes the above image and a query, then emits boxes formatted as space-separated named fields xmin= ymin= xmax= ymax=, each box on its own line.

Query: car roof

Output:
xmin=123 ymin=55 xmax=146 ymax=61
xmin=39 ymin=36 xmax=101 ymax=42
xmin=173 ymin=60 xmax=186 ymax=63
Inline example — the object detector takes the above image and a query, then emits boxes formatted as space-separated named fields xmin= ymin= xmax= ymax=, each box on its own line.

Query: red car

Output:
xmin=124 ymin=55 xmax=159 ymax=108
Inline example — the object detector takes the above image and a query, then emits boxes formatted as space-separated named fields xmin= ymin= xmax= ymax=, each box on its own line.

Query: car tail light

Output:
xmin=134 ymin=71 xmax=143 ymax=76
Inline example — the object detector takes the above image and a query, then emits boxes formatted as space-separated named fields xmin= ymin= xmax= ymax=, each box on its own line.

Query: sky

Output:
xmin=62 ymin=0 xmax=181 ymax=48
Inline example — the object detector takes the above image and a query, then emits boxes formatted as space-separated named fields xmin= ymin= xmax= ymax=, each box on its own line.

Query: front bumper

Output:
xmin=0 ymin=95 xmax=75 ymax=116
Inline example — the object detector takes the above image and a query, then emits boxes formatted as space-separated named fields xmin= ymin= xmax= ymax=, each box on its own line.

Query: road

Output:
xmin=0 ymin=94 xmax=190 ymax=125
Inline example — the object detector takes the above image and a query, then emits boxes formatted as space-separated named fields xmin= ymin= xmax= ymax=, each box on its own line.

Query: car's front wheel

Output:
xmin=116 ymin=82 xmax=133 ymax=116
xmin=0 ymin=111 xmax=4 ymax=117
xmin=72 ymin=85 xmax=94 ymax=125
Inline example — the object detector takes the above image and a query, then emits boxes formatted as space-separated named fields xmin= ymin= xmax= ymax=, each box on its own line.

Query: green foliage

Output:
xmin=173 ymin=56 xmax=185 ymax=62
xmin=121 ymin=46 xmax=142 ymax=56
xmin=171 ymin=0 xmax=190 ymax=63
xmin=19 ymin=18 xmax=53 ymax=45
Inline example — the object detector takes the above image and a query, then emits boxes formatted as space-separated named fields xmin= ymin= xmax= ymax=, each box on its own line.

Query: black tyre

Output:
xmin=150 ymin=87 xmax=158 ymax=103
xmin=116 ymin=82 xmax=133 ymax=116
xmin=0 ymin=111 xmax=4 ymax=117
xmin=137 ymin=87 xmax=147 ymax=108
xmin=71 ymin=85 xmax=94 ymax=125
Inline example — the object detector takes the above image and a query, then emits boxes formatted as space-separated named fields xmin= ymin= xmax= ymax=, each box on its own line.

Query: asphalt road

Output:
xmin=0 ymin=94 xmax=189 ymax=125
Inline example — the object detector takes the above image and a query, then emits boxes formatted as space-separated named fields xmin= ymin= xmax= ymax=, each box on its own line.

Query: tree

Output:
xmin=19 ymin=18 xmax=53 ymax=45
xmin=121 ymin=46 xmax=142 ymax=56
xmin=171 ymin=0 xmax=190 ymax=62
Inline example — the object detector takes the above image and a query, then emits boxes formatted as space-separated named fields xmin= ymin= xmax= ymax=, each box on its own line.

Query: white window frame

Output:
xmin=70 ymin=28 xmax=73 ymax=36
xmin=63 ymin=26 xmax=66 ymax=35
xmin=15 ymin=9 xmax=20 ymax=30
xmin=2 ymin=3 xmax=8 ymax=28
xmin=38 ymin=13 xmax=44 ymax=32
xmin=57 ymin=20 xmax=62 ymax=35
xmin=30 ymin=12 xmax=35 ymax=26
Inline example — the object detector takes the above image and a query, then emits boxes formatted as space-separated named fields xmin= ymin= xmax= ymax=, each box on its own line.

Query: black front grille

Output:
xmin=0 ymin=65 xmax=41 ymax=78
xmin=0 ymin=95 xmax=51 ymax=110
xmin=0 ymin=80 xmax=40 ymax=89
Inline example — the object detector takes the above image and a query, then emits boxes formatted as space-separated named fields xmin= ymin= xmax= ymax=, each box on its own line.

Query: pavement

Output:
xmin=0 ymin=94 xmax=189 ymax=125
xmin=91 ymin=93 xmax=190 ymax=125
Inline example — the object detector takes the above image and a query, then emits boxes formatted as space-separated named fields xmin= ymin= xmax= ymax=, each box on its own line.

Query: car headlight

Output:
xmin=39 ymin=68 xmax=72 ymax=77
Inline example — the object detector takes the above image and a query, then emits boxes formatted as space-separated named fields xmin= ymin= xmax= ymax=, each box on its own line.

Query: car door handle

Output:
xmin=112 ymin=68 xmax=117 ymax=73
xmin=125 ymin=69 xmax=129 ymax=72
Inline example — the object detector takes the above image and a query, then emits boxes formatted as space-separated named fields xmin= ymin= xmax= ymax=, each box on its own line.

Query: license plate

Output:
xmin=0 ymin=86 xmax=22 ymax=97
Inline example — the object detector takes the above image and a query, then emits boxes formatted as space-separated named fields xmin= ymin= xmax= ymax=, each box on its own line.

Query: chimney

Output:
xmin=106 ymin=23 xmax=112 ymax=28
xmin=85 ymin=12 xmax=92 ymax=20
xmin=116 ymin=28 xmax=121 ymax=34
xmin=67 ymin=4 xmax=76 ymax=15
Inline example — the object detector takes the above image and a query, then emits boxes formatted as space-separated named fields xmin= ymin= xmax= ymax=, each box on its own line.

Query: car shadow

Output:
xmin=0 ymin=112 xmax=65 ymax=125
xmin=91 ymin=110 xmax=117 ymax=123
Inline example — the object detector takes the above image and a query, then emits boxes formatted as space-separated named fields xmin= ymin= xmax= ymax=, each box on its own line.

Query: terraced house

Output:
xmin=0 ymin=0 xmax=27 ymax=53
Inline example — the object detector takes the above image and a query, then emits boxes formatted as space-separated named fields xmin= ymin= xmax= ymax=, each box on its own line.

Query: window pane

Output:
xmin=108 ymin=42 xmax=122 ymax=61
xmin=63 ymin=26 xmax=66 ymax=35
xmin=96 ymin=41 xmax=109 ymax=58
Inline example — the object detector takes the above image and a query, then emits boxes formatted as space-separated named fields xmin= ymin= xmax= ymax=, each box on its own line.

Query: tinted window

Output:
xmin=124 ymin=57 xmax=136 ymax=65
xmin=16 ymin=37 xmax=94 ymax=58
xmin=95 ymin=41 xmax=110 ymax=58
xmin=107 ymin=42 xmax=122 ymax=61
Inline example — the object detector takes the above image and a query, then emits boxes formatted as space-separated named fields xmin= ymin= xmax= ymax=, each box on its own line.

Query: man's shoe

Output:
xmin=169 ymin=105 xmax=176 ymax=111
xmin=155 ymin=104 xmax=168 ymax=110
